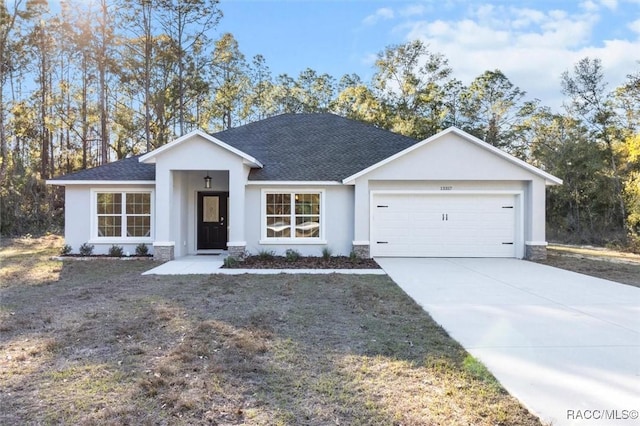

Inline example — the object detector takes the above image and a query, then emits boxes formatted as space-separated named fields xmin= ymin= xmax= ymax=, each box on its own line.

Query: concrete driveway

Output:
xmin=376 ymin=258 xmax=640 ymax=426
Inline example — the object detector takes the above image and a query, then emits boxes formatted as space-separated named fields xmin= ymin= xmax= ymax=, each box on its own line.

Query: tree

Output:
xmin=156 ymin=0 xmax=221 ymax=135
xmin=207 ymin=33 xmax=249 ymax=130
xmin=332 ymin=73 xmax=384 ymax=125
xmin=372 ymin=40 xmax=452 ymax=139
xmin=459 ymin=69 xmax=532 ymax=152
xmin=528 ymin=111 xmax=616 ymax=241
xmin=296 ymin=68 xmax=335 ymax=113
xmin=0 ymin=0 xmax=48 ymax=180
xmin=562 ymin=57 xmax=627 ymax=232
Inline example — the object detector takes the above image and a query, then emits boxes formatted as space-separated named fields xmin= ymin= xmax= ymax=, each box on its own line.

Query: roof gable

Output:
xmin=139 ymin=129 xmax=262 ymax=167
xmin=342 ymin=127 xmax=563 ymax=185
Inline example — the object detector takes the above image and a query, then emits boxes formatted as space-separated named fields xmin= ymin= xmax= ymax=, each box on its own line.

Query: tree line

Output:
xmin=1 ymin=0 xmax=639 ymax=250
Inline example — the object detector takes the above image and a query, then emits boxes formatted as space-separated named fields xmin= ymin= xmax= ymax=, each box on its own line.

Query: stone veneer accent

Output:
xmin=228 ymin=244 xmax=247 ymax=261
xmin=153 ymin=243 xmax=175 ymax=262
xmin=352 ymin=242 xmax=370 ymax=259
xmin=525 ymin=244 xmax=547 ymax=261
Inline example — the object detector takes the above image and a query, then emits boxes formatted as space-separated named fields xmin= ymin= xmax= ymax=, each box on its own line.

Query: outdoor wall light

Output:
xmin=204 ymin=173 xmax=212 ymax=189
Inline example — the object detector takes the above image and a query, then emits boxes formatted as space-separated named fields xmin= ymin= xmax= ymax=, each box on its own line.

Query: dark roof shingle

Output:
xmin=50 ymin=114 xmax=419 ymax=183
xmin=49 ymin=155 xmax=155 ymax=181
xmin=213 ymin=113 xmax=418 ymax=181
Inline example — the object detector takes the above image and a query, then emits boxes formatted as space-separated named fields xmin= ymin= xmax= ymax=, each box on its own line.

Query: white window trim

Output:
xmin=260 ymin=189 xmax=326 ymax=245
xmin=89 ymin=189 xmax=155 ymax=244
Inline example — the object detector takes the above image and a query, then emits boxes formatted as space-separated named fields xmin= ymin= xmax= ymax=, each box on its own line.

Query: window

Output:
xmin=265 ymin=192 xmax=322 ymax=240
xmin=96 ymin=191 xmax=152 ymax=239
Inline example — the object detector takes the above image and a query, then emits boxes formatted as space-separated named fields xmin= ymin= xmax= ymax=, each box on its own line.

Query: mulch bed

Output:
xmin=225 ymin=255 xmax=380 ymax=269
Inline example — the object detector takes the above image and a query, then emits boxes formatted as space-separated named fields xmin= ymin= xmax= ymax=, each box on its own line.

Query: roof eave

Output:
xmin=46 ymin=180 xmax=156 ymax=186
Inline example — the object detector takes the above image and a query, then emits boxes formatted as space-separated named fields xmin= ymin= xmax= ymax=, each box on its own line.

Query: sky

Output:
xmin=216 ymin=0 xmax=640 ymax=111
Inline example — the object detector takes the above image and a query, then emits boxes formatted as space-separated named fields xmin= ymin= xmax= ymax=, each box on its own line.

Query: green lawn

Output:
xmin=0 ymin=236 xmax=541 ymax=425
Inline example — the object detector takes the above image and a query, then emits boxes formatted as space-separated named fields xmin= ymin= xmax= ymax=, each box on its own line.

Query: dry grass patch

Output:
xmin=538 ymin=245 xmax=640 ymax=288
xmin=1 ymin=236 xmax=542 ymax=425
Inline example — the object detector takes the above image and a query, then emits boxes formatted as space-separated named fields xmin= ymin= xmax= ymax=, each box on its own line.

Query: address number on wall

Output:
xmin=440 ymin=186 xmax=453 ymax=191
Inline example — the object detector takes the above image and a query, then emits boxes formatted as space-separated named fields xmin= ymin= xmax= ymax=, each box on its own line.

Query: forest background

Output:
xmin=1 ymin=0 xmax=639 ymax=250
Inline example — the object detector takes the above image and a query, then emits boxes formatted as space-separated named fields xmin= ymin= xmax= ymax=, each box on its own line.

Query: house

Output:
xmin=47 ymin=113 xmax=562 ymax=261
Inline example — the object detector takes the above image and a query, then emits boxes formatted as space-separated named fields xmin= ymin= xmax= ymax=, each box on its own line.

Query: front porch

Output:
xmin=153 ymin=167 xmax=248 ymax=261
xmin=138 ymin=129 xmax=262 ymax=261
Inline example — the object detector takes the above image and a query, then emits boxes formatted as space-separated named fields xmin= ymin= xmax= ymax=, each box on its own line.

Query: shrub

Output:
xmin=257 ymin=249 xmax=275 ymax=260
xmin=109 ymin=245 xmax=124 ymax=257
xmin=135 ymin=243 xmax=149 ymax=256
xmin=285 ymin=248 xmax=301 ymax=262
xmin=349 ymin=249 xmax=358 ymax=262
xmin=79 ymin=243 xmax=94 ymax=257
xmin=60 ymin=244 xmax=72 ymax=256
xmin=223 ymin=256 xmax=237 ymax=268
xmin=322 ymin=247 xmax=332 ymax=261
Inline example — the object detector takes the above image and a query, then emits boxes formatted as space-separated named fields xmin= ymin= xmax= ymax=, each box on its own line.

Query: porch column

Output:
xmin=153 ymin=168 xmax=175 ymax=261
xmin=525 ymin=179 xmax=548 ymax=260
xmin=227 ymin=165 xmax=247 ymax=259
xmin=352 ymin=180 xmax=370 ymax=258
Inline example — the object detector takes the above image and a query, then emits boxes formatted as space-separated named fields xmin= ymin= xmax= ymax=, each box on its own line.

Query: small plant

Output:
xmin=60 ymin=244 xmax=72 ymax=256
xmin=349 ymin=249 xmax=358 ymax=262
xmin=285 ymin=248 xmax=301 ymax=262
xmin=257 ymin=249 xmax=275 ymax=260
xmin=79 ymin=242 xmax=94 ymax=257
xmin=223 ymin=256 xmax=238 ymax=268
xmin=135 ymin=243 xmax=149 ymax=256
xmin=109 ymin=245 xmax=124 ymax=257
xmin=322 ymin=247 xmax=332 ymax=261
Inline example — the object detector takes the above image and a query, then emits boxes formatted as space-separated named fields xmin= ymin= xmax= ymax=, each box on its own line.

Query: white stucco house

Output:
xmin=47 ymin=113 xmax=562 ymax=261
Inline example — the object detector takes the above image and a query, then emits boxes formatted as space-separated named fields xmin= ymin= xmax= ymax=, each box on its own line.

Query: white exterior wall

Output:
xmin=64 ymin=185 xmax=91 ymax=253
xmin=351 ymin=132 xmax=550 ymax=254
xmin=244 ymin=184 xmax=354 ymax=256
xmin=63 ymin=183 xmax=155 ymax=256
xmin=151 ymin=134 xmax=249 ymax=256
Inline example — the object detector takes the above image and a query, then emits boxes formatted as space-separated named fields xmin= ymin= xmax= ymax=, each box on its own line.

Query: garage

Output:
xmin=371 ymin=192 xmax=519 ymax=258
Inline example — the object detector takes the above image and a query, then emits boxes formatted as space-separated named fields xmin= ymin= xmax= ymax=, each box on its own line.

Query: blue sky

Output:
xmin=217 ymin=0 xmax=640 ymax=110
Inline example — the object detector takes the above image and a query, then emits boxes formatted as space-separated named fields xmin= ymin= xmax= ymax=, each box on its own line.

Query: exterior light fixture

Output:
xmin=204 ymin=173 xmax=212 ymax=189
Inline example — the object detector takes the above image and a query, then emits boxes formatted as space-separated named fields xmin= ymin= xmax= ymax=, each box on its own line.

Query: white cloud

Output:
xmin=362 ymin=7 xmax=395 ymax=26
xmin=400 ymin=5 xmax=638 ymax=110
xmin=629 ymin=18 xmax=640 ymax=35
xmin=510 ymin=8 xmax=546 ymax=29
xmin=580 ymin=1 xmax=600 ymax=12
xmin=400 ymin=4 xmax=428 ymax=18
xmin=599 ymin=0 xmax=618 ymax=10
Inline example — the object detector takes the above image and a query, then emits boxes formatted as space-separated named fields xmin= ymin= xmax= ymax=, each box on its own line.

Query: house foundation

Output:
xmin=525 ymin=243 xmax=547 ymax=261
xmin=153 ymin=242 xmax=175 ymax=262
xmin=352 ymin=241 xmax=370 ymax=259
xmin=227 ymin=242 xmax=247 ymax=261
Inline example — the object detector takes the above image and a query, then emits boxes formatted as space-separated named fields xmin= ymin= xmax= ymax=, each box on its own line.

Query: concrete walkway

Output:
xmin=376 ymin=258 xmax=640 ymax=426
xmin=142 ymin=255 xmax=386 ymax=275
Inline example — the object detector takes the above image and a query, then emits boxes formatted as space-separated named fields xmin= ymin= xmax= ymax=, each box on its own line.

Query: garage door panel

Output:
xmin=372 ymin=193 xmax=517 ymax=257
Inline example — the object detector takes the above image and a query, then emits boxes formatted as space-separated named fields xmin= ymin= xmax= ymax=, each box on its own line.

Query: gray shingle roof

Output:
xmin=213 ymin=113 xmax=418 ymax=181
xmin=50 ymin=114 xmax=419 ymax=183
xmin=49 ymin=155 xmax=155 ymax=181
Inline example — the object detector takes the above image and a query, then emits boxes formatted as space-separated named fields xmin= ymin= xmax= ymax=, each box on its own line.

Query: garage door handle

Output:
xmin=502 ymin=206 xmax=514 ymax=209
xmin=377 ymin=241 xmax=388 ymax=244
xmin=502 ymin=242 xmax=514 ymax=245
xmin=377 ymin=205 xmax=389 ymax=208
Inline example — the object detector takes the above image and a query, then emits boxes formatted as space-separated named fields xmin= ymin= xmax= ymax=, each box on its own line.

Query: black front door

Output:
xmin=197 ymin=192 xmax=228 ymax=250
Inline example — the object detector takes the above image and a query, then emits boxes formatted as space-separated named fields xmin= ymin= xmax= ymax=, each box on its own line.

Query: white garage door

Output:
xmin=371 ymin=193 xmax=517 ymax=257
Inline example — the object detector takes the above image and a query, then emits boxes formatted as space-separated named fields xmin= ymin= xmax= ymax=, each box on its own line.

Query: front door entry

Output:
xmin=197 ymin=192 xmax=228 ymax=250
